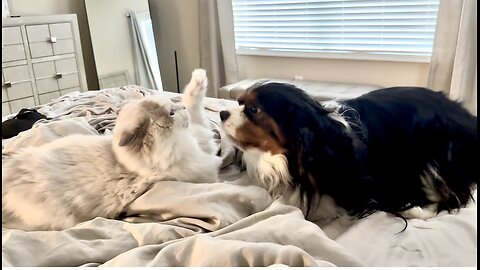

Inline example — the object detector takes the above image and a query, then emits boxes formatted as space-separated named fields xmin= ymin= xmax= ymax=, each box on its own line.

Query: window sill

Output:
xmin=236 ymin=48 xmax=432 ymax=63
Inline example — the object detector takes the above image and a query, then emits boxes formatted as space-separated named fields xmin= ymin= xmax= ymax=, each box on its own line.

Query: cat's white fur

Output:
xmin=2 ymin=69 xmax=222 ymax=231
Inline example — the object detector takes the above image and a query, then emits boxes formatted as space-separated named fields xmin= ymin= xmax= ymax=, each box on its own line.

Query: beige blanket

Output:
xmin=2 ymin=87 xmax=361 ymax=266
xmin=2 ymin=195 xmax=361 ymax=266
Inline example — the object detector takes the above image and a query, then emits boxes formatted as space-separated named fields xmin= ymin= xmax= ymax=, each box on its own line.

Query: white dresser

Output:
xmin=2 ymin=14 xmax=88 ymax=116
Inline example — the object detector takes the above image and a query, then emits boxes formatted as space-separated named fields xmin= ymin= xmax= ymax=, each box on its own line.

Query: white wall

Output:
xmin=85 ymin=0 xmax=150 ymax=86
xmin=238 ymin=55 xmax=430 ymax=88
xmin=9 ymin=0 xmax=99 ymax=89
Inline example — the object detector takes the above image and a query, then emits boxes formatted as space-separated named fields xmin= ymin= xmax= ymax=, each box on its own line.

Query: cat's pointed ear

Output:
xmin=118 ymin=114 xmax=150 ymax=150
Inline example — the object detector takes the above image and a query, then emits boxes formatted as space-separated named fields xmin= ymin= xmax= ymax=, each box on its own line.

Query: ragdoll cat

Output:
xmin=2 ymin=69 xmax=222 ymax=231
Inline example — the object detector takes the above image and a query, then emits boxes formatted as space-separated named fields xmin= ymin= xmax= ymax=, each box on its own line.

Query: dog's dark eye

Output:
xmin=246 ymin=106 xmax=259 ymax=115
xmin=238 ymin=100 xmax=245 ymax=106
xmin=169 ymin=110 xmax=175 ymax=116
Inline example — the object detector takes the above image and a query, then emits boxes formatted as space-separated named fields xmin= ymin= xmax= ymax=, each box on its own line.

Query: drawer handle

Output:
xmin=50 ymin=36 xmax=57 ymax=43
xmin=4 ymin=81 xmax=12 ymax=88
xmin=55 ymin=73 xmax=63 ymax=79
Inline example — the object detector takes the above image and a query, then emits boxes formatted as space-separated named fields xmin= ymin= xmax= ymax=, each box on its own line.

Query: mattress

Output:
xmin=2 ymin=86 xmax=477 ymax=267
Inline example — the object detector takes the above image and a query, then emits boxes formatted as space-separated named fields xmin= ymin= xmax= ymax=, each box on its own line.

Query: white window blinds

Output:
xmin=232 ymin=0 xmax=440 ymax=60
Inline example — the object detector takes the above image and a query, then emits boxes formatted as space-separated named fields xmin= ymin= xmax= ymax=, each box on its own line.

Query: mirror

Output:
xmin=85 ymin=0 xmax=162 ymax=90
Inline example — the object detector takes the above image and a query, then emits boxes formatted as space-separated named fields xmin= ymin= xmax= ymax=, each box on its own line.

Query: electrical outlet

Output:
xmin=294 ymin=75 xmax=303 ymax=81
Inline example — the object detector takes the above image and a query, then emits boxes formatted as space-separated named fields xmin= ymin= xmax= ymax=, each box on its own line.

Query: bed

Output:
xmin=2 ymin=86 xmax=477 ymax=267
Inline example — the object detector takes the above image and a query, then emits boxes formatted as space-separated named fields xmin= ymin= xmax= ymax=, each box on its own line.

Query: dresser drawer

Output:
xmin=26 ymin=23 xmax=75 ymax=58
xmin=39 ymin=91 xmax=60 ymax=104
xmin=53 ymin=39 xmax=75 ymax=55
xmin=49 ymin=23 xmax=72 ymax=39
xmin=25 ymin=24 xmax=50 ymax=42
xmin=2 ymin=87 xmax=7 ymax=102
xmin=2 ymin=26 xmax=26 ymax=62
xmin=2 ymin=44 xmax=26 ymax=62
xmin=2 ymin=75 xmax=7 ymax=102
xmin=3 ymin=81 xmax=34 ymax=101
xmin=33 ymin=61 xmax=56 ymax=78
xmin=33 ymin=58 xmax=79 ymax=93
xmin=57 ymin=57 xmax=80 ymax=89
xmin=2 ymin=102 xmax=12 ymax=116
xmin=28 ymin=42 xmax=54 ymax=58
xmin=3 ymin=64 xmax=31 ymax=83
xmin=33 ymin=61 xmax=59 ymax=94
xmin=9 ymin=97 xmax=36 ymax=113
xmin=58 ymin=73 xmax=80 ymax=89
xmin=2 ymin=26 xmax=23 ymax=45
xmin=35 ymin=77 xmax=59 ymax=94
xmin=56 ymin=57 xmax=78 ymax=73
xmin=3 ymin=65 xmax=35 ymax=100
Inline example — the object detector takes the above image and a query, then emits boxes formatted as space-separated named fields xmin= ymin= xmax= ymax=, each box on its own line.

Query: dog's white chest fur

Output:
xmin=243 ymin=148 xmax=292 ymax=193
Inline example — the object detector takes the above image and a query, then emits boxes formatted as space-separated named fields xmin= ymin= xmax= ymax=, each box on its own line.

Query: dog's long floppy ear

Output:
xmin=293 ymin=125 xmax=327 ymax=215
xmin=118 ymin=113 xmax=150 ymax=150
xmin=293 ymin=111 xmax=365 ymax=215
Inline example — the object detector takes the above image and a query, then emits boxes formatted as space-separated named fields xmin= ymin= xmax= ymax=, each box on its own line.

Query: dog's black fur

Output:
xmin=254 ymin=84 xmax=477 ymax=217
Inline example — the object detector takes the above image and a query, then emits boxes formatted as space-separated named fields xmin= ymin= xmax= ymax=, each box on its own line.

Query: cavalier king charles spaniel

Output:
xmin=220 ymin=83 xmax=477 ymax=220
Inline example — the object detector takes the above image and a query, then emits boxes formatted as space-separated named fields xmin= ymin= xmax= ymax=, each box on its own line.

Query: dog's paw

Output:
xmin=185 ymin=69 xmax=208 ymax=98
xmin=400 ymin=205 xmax=437 ymax=220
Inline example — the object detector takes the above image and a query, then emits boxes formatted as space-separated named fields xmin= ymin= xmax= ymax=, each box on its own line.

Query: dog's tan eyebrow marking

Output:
xmin=238 ymin=89 xmax=258 ymax=109
xmin=238 ymin=94 xmax=246 ymax=105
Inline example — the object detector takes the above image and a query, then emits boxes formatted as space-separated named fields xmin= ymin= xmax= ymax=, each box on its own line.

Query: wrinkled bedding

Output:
xmin=2 ymin=86 xmax=477 ymax=267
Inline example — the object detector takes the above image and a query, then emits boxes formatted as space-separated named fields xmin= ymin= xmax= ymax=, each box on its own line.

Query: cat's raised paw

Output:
xmin=186 ymin=69 xmax=208 ymax=98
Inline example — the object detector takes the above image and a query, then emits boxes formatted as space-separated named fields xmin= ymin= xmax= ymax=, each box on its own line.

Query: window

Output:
xmin=232 ymin=0 xmax=440 ymax=62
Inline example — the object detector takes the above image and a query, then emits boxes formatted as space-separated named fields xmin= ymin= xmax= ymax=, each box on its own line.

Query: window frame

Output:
xmin=236 ymin=48 xmax=432 ymax=63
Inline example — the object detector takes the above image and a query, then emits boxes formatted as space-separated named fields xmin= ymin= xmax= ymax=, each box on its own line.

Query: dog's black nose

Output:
xmin=220 ymin=110 xmax=231 ymax=122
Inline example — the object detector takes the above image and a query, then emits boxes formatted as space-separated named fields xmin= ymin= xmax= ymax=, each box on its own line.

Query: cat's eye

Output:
xmin=169 ymin=105 xmax=185 ymax=116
